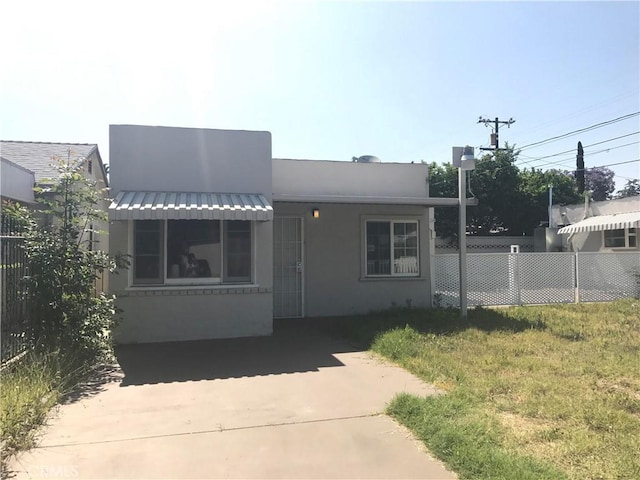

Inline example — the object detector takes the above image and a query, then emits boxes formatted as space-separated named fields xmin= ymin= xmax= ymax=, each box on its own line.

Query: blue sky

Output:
xmin=2 ymin=0 xmax=638 ymax=190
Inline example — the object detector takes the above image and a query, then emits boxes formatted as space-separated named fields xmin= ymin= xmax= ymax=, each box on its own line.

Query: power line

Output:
xmin=593 ymin=158 xmax=640 ymax=169
xmin=516 ymin=112 xmax=640 ymax=151
xmin=519 ymin=140 xmax=640 ymax=170
xmin=428 ymin=159 xmax=639 ymax=190
xmin=612 ymin=173 xmax=638 ymax=181
xmin=514 ymin=91 xmax=638 ymax=138
xmin=517 ymin=131 xmax=640 ymax=166
xmin=557 ymin=158 xmax=639 ymax=173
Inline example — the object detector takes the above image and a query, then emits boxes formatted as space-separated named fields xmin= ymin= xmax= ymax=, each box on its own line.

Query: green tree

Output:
xmin=5 ymin=157 xmax=127 ymax=362
xmin=615 ymin=179 xmax=640 ymax=198
xmin=427 ymin=161 xmax=459 ymax=240
xmin=428 ymin=147 xmax=523 ymax=238
xmin=584 ymin=166 xmax=615 ymax=201
xmin=428 ymin=146 xmax=582 ymax=238
xmin=518 ymin=168 xmax=581 ymax=233
xmin=467 ymin=146 xmax=523 ymax=235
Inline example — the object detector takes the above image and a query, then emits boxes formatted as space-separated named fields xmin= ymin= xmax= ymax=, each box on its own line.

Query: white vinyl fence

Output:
xmin=433 ymin=252 xmax=640 ymax=308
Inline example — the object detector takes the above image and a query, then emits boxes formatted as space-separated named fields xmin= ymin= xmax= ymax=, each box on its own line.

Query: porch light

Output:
xmin=312 ymin=208 xmax=320 ymax=219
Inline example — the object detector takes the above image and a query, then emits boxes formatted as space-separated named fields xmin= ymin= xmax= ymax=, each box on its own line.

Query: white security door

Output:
xmin=273 ymin=216 xmax=304 ymax=318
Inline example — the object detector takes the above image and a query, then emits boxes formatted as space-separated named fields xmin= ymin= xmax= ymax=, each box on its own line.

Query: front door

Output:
xmin=273 ymin=216 xmax=304 ymax=318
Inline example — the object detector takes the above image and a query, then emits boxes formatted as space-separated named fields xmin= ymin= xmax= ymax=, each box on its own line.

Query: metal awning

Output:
xmin=557 ymin=211 xmax=640 ymax=234
xmin=109 ymin=191 xmax=273 ymax=221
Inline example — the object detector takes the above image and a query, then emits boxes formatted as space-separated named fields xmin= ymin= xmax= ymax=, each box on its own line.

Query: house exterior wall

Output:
xmin=1 ymin=158 xmax=35 ymax=204
xmin=567 ymin=230 xmax=637 ymax=252
xmin=275 ymin=202 xmax=432 ymax=317
xmin=551 ymin=196 xmax=639 ymax=226
xmin=110 ymin=125 xmax=272 ymax=199
xmin=551 ymin=197 xmax=639 ymax=252
xmin=108 ymin=125 xmax=274 ymax=343
xmin=272 ymin=158 xmax=429 ymax=200
xmin=109 ymin=220 xmax=273 ymax=343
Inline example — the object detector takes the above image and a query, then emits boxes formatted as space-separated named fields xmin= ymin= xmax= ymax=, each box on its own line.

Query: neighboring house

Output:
xmin=108 ymin=124 xmax=463 ymax=343
xmin=0 ymin=140 xmax=111 ymax=290
xmin=552 ymin=196 xmax=640 ymax=252
xmin=1 ymin=157 xmax=35 ymax=205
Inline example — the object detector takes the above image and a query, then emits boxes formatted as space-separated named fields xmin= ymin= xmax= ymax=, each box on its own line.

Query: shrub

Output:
xmin=4 ymin=156 xmax=128 ymax=363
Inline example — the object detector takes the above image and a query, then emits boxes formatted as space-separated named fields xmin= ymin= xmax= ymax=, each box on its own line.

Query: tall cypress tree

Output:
xmin=576 ymin=141 xmax=585 ymax=195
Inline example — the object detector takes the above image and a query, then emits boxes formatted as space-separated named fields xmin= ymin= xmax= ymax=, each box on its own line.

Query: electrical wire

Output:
xmin=428 ymin=158 xmax=639 ymax=190
xmin=519 ymin=141 xmax=640 ymax=170
xmin=591 ymin=158 xmax=639 ymax=169
xmin=514 ymin=91 xmax=638 ymax=139
xmin=517 ymin=131 xmax=640 ymax=166
xmin=516 ymin=112 xmax=640 ymax=151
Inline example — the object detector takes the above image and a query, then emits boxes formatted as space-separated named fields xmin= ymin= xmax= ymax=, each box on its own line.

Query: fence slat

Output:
xmin=1 ymin=214 xmax=29 ymax=363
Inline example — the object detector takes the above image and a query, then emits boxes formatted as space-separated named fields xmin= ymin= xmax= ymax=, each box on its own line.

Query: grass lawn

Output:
xmin=0 ymin=351 xmax=94 ymax=472
xmin=333 ymin=299 xmax=640 ymax=480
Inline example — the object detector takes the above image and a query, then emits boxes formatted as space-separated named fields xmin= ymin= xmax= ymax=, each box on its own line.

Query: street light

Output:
xmin=456 ymin=146 xmax=476 ymax=319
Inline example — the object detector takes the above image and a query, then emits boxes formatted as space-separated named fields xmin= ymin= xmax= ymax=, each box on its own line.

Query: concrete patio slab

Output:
xmin=7 ymin=323 xmax=456 ymax=479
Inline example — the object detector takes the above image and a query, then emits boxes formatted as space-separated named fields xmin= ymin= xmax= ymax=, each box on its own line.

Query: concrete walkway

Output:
xmin=8 ymin=323 xmax=456 ymax=479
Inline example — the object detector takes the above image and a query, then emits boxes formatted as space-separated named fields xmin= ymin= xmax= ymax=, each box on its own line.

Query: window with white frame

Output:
xmin=365 ymin=220 xmax=419 ymax=277
xmin=133 ymin=219 xmax=252 ymax=285
xmin=603 ymin=228 xmax=636 ymax=248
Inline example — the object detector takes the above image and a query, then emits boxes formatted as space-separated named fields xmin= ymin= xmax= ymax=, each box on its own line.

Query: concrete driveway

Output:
xmin=8 ymin=322 xmax=455 ymax=479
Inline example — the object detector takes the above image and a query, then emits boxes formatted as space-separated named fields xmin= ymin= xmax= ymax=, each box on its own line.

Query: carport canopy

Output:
xmin=557 ymin=211 xmax=640 ymax=234
xmin=109 ymin=191 xmax=274 ymax=221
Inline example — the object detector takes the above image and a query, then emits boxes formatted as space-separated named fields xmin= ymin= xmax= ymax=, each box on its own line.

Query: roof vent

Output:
xmin=352 ymin=155 xmax=381 ymax=163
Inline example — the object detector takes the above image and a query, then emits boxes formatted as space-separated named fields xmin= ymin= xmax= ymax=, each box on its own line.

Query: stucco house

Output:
xmin=108 ymin=124 xmax=463 ymax=343
xmin=552 ymin=196 xmax=639 ymax=252
xmin=1 ymin=141 xmax=108 ymax=193
xmin=1 ymin=140 xmax=111 ymax=289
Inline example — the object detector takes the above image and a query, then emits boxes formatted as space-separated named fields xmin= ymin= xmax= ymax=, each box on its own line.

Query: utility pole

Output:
xmin=478 ymin=116 xmax=515 ymax=151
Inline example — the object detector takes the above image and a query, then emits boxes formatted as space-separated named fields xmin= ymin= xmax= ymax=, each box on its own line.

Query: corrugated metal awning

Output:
xmin=557 ymin=211 xmax=640 ymax=234
xmin=109 ymin=191 xmax=273 ymax=221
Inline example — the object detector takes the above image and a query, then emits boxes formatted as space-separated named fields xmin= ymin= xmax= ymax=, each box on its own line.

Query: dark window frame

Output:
xmin=364 ymin=219 xmax=419 ymax=278
xmin=132 ymin=219 xmax=252 ymax=286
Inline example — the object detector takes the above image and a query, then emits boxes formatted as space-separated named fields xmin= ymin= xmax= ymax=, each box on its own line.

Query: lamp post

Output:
xmin=457 ymin=146 xmax=476 ymax=319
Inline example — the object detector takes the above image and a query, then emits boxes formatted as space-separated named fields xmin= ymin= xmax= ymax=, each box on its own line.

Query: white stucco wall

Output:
xmin=108 ymin=125 xmax=274 ymax=343
xmin=551 ymin=196 xmax=640 ymax=226
xmin=109 ymin=219 xmax=273 ymax=343
xmin=551 ymin=197 xmax=640 ymax=252
xmin=564 ymin=231 xmax=605 ymax=252
xmin=1 ymin=157 xmax=35 ymax=204
xmin=110 ymin=125 xmax=272 ymax=198
xmin=272 ymin=159 xmax=429 ymax=201
xmin=275 ymin=202 xmax=432 ymax=317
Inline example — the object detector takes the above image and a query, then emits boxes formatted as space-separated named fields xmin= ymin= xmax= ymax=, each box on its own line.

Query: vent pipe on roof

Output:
xmin=353 ymin=155 xmax=381 ymax=163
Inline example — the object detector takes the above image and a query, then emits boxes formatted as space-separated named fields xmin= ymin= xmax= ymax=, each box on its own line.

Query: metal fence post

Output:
xmin=574 ymin=251 xmax=580 ymax=304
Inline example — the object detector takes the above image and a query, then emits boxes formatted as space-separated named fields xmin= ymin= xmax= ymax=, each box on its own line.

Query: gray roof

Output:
xmin=0 ymin=141 xmax=105 ymax=184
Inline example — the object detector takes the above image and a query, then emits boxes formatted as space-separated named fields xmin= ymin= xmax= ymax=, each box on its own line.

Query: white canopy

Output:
xmin=557 ymin=211 xmax=640 ymax=234
xmin=109 ymin=191 xmax=273 ymax=221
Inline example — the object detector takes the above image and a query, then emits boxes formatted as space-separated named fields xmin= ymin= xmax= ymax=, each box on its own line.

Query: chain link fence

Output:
xmin=433 ymin=251 xmax=640 ymax=308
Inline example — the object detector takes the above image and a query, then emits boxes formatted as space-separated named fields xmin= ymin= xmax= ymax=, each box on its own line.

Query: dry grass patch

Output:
xmin=333 ymin=299 xmax=640 ymax=480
